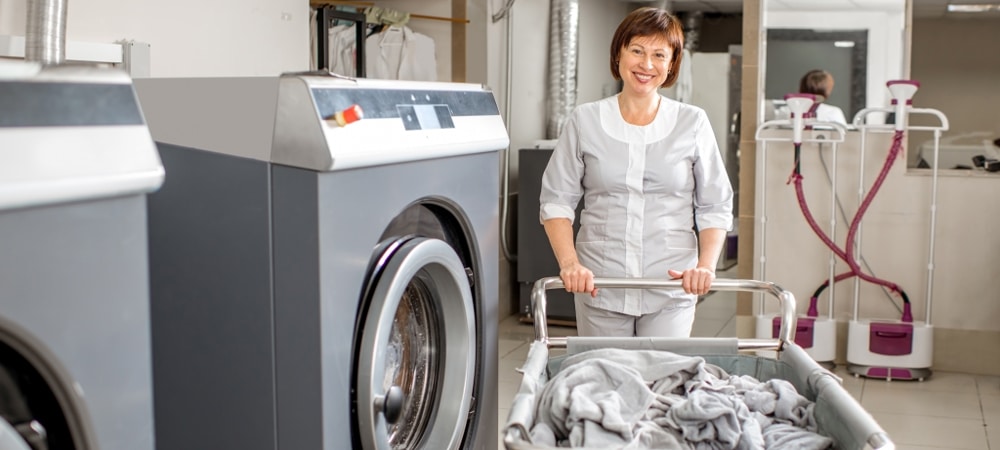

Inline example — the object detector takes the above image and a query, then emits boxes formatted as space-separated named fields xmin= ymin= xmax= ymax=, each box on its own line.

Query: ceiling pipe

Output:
xmin=546 ymin=0 xmax=579 ymax=140
xmin=25 ymin=0 xmax=68 ymax=65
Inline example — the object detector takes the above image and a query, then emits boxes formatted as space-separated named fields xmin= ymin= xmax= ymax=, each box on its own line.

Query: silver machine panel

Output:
xmin=135 ymin=72 xmax=507 ymax=450
xmin=0 ymin=60 xmax=163 ymax=450
xmin=0 ymin=62 xmax=164 ymax=210
xmin=137 ymin=74 xmax=507 ymax=171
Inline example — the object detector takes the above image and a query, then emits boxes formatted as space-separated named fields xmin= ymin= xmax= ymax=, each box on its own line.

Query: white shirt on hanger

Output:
xmin=329 ymin=24 xmax=359 ymax=76
xmin=814 ymin=103 xmax=848 ymax=125
xmin=365 ymin=25 xmax=436 ymax=81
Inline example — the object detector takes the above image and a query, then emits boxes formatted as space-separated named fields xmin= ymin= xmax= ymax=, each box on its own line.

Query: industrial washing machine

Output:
xmin=134 ymin=73 xmax=506 ymax=450
xmin=0 ymin=61 xmax=163 ymax=449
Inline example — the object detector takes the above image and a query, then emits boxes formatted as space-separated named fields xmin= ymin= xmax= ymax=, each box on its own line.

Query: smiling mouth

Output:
xmin=633 ymin=72 xmax=654 ymax=83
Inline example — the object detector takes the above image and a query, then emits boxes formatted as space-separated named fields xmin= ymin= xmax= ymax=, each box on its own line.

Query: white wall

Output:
xmin=688 ymin=53 xmax=732 ymax=164
xmin=0 ymin=0 xmax=310 ymax=77
xmin=502 ymin=0 xmax=631 ymax=179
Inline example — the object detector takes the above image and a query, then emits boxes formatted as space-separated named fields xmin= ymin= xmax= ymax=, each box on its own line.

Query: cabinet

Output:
xmin=516 ymin=148 xmax=580 ymax=323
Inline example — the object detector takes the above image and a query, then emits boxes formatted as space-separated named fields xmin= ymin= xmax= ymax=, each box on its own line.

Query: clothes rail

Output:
xmin=309 ymin=0 xmax=470 ymax=24
xmin=314 ymin=6 xmax=366 ymax=76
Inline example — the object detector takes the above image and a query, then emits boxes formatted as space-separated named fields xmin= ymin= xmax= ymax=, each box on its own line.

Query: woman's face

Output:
xmin=618 ymin=34 xmax=672 ymax=97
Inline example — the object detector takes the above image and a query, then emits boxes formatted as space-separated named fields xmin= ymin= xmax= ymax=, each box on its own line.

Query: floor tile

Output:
xmin=861 ymin=370 xmax=979 ymax=394
xmin=870 ymin=412 xmax=988 ymax=449
xmin=862 ymin=387 xmax=983 ymax=419
xmin=982 ymin=394 xmax=1000 ymax=427
xmin=499 ymin=338 xmax=524 ymax=358
xmin=499 ymin=316 xmax=534 ymax=341
xmin=832 ymin=365 xmax=864 ymax=388
xmin=691 ymin=317 xmax=730 ymax=337
xmin=716 ymin=316 xmax=737 ymax=337
xmin=498 ymin=380 xmax=520 ymax=409
xmin=695 ymin=294 xmax=738 ymax=320
xmin=978 ymin=375 xmax=1000 ymax=395
xmin=894 ymin=446 xmax=974 ymax=450
xmin=498 ymin=357 xmax=526 ymax=383
xmin=830 ymin=365 xmax=864 ymax=401
xmin=500 ymin=341 xmax=530 ymax=362
xmin=497 ymin=407 xmax=510 ymax=450
xmin=547 ymin=325 xmax=578 ymax=338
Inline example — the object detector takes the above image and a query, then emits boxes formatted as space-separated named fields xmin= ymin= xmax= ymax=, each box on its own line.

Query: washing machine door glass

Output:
xmin=357 ymin=238 xmax=476 ymax=450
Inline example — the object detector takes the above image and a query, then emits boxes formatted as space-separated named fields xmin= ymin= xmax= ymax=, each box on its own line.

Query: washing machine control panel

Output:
xmin=271 ymin=76 xmax=510 ymax=172
xmin=0 ymin=61 xmax=164 ymax=211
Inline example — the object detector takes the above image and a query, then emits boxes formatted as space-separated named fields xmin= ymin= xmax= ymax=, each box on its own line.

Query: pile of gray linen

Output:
xmin=529 ymin=348 xmax=834 ymax=449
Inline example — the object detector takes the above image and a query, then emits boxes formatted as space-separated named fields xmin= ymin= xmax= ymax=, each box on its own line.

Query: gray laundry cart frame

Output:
xmin=503 ymin=277 xmax=895 ymax=450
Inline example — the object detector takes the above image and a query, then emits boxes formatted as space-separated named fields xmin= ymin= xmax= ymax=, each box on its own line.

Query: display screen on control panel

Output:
xmin=397 ymin=105 xmax=454 ymax=130
xmin=310 ymin=88 xmax=498 ymax=129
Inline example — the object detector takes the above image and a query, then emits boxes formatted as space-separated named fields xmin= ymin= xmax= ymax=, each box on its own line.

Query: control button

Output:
xmin=330 ymin=104 xmax=363 ymax=127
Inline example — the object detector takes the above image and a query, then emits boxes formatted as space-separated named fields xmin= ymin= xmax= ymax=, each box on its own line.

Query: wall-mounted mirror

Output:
xmin=907 ymin=2 xmax=1000 ymax=170
xmin=761 ymin=0 xmax=906 ymax=126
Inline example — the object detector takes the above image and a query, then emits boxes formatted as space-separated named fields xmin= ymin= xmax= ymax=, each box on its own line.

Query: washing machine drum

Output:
xmin=356 ymin=237 xmax=476 ymax=450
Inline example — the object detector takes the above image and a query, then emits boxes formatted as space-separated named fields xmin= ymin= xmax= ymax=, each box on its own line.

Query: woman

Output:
xmin=799 ymin=69 xmax=848 ymax=125
xmin=538 ymin=7 xmax=733 ymax=338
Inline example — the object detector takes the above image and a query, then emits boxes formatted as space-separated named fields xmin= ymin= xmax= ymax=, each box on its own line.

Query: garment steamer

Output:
xmin=754 ymin=93 xmax=847 ymax=368
xmin=847 ymin=81 xmax=948 ymax=381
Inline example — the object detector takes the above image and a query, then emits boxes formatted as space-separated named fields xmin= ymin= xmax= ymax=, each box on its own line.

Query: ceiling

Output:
xmin=910 ymin=0 xmax=1000 ymax=18
xmin=661 ymin=0 xmax=1000 ymax=18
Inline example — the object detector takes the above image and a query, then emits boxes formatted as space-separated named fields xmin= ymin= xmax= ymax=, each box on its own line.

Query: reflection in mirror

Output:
xmin=761 ymin=0 xmax=906 ymax=127
xmin=765 ymin=29 xmax=867 ymax=120
xmin=907 ymin=4 xmax=1000 ymax=170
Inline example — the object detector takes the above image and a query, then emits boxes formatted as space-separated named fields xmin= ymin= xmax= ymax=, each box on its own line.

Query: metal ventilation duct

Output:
xmin=679 ymin=10 xmax=702 ymax=51
xmin=25 ymin=0 xmax=67 ymax=64
xmin=546 ymin=0 xmax=579 ymax=140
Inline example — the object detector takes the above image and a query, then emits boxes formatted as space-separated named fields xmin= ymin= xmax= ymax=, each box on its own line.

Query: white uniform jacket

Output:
xmin=539 ymin=95 xmax=734 ymax=316
xmin=365 ymin=25 xmax=436 ymax=82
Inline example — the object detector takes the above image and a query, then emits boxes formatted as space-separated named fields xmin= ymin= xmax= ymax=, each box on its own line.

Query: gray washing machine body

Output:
xmin=0 ymin=63 xmax=164 ymax=450
xmin=136 ymin=75 xmax=505 ymax=450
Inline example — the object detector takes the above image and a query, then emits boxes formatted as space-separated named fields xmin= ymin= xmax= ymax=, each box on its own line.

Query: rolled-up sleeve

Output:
xmin=691 ymin=111 xmax=734 ymax=231
xmin=539 ymin=112 xmax=584 ymax=225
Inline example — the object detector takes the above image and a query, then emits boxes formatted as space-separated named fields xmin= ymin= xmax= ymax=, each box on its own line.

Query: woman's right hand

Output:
xmin=559 ymin=262 xmax=598 ymax=297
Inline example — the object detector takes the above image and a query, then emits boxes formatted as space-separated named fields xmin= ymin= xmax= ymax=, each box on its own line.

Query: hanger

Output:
xmin=310 ymin=0 xmax=471 ymax=24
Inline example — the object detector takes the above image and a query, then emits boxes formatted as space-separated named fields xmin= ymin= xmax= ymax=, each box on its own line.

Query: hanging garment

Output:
xmin=364 ymin=25 xmax=436 ymax=81
xmin=364 ymin=6 xmax=410 ymax=27
xmin=675 ymin=49 xmax=694 ymax=104
xmin=329 ymin=24 xmax=357 ymax=76
xmin=310 ymin=9 xmax=318 ymax=70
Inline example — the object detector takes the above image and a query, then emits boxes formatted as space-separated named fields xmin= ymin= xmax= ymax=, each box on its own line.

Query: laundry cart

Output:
xmin=503 ymin=278 xmax=894 ymax=450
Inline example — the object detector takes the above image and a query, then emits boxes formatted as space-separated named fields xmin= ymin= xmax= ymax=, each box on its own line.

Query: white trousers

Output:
xmin=573 ymin=299 xmax=696 ymax=338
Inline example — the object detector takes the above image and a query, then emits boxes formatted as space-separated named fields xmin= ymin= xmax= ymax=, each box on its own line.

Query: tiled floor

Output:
xmin=496 ymin=289 xmax=1000 ymax=449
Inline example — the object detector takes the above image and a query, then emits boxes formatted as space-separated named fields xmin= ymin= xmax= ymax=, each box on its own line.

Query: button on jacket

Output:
xmin=539 ymin=95 xmax=733 ymax=316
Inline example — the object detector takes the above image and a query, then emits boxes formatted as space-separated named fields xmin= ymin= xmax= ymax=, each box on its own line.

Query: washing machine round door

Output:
xmin=357 ymin=237 xmax=476 ymax=450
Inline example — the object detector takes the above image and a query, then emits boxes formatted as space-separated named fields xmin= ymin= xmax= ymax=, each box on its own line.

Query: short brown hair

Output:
xmin=609 ymin=7 xmax=685 ymax=88
xmin=799 ymin=69 xmax=833 ymax=99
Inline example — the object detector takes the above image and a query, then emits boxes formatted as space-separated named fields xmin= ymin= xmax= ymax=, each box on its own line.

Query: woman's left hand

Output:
xmin=667 ymin=267 xmax=716 ymax=296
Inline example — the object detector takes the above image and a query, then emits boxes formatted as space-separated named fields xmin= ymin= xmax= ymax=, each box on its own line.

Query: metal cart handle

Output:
xmin=531 ymin=277 xmax=797 ymax=351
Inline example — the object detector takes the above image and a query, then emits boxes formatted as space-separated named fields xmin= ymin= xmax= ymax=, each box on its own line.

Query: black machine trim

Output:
xmin=310 ymin=88 xmax=499 ymax=121
xmin=0 ymin=83 xmax=144 ymax=127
